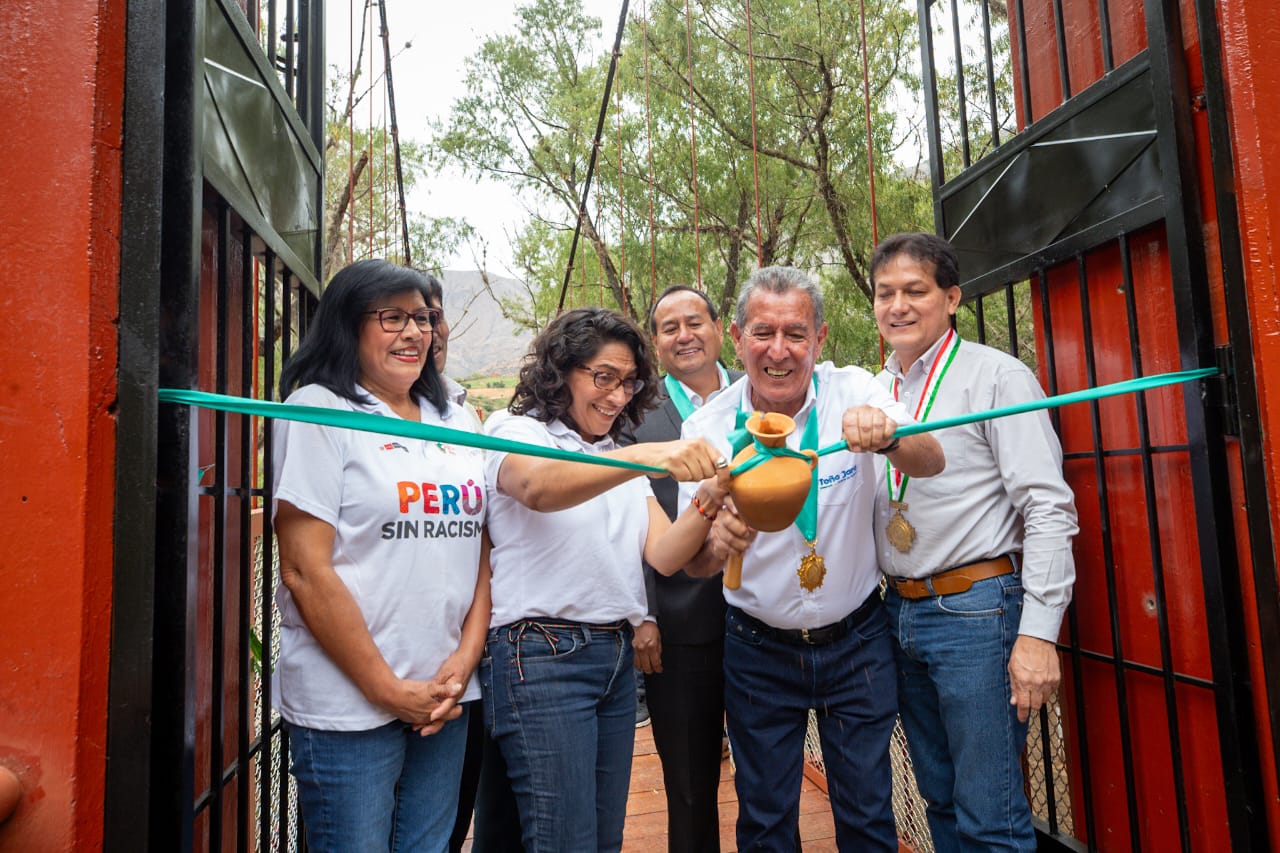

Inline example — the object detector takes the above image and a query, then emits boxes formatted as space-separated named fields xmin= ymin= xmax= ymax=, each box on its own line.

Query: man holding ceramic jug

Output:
xmin=680 ymin=265 xmax=944 ymax=852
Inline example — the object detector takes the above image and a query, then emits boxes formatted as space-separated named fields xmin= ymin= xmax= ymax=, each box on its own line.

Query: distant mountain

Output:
xmin=439 ymin=270 xmax=534 ymax=378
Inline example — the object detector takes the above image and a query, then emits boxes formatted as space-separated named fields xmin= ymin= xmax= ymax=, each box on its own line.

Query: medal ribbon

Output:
xmin=885 ymin=329 xmax=961 ymax=504
xmin=664 ymin=365 xmax=729 ymax=422
xmin=664 ymin=374 xmax=697 ymax=421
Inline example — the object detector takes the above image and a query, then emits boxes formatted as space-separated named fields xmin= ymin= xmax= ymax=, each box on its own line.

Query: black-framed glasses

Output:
xmin=364 ymin=307 xmax=441 ymax=333
xmin=576 ymin=365 xmax=645 ymax=396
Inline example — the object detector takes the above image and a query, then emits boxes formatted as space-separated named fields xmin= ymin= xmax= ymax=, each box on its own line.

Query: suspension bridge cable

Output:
xmin=683 ymin=0 xmax=703 ymax=289
xmin=745 ymin=0 xmax=763 ymax=260
xmin=858 ymin=0 xmax=886 ymax=364
xmin=858 ymin=0 xmax=880 ymax=246
xmin=595 ymin=143 xmax=604 ymax=304
xmin=377 ymin=0 xmax=412 ymax=266
xmin=641 ymin=0 xmax=657 ymax=301
xmin=556 ymin=1 xmax=632 ymax=314
xmin=368 ymin=0 xmax=375 ymax=256
xmin=615 ymin=50 xmax=627 ymax=311
xmin=382 ymin=71 xmax=390 ymax=259
xmin=348 ymin=0 xmax=355 ymax=263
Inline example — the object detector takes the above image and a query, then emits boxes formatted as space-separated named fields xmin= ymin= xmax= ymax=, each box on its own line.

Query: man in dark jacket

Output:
xmin=625 ymin=284 xmax=740 ymax=853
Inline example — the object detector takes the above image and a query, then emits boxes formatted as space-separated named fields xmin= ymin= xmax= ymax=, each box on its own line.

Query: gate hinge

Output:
xmin=1214 ymin=345 xmax=1240 ymax=437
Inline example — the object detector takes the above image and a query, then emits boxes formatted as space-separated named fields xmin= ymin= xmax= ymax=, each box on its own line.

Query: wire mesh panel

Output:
xmin=185 ymin=204 xmax=315 ymax=853
xmin=251 ymin=528 xmax=303 ymax=853
xmin=801 ymin=711 xmax=932 ymax=849
xmin=1026 ymin=695 xmax=1074 ymax=837
xmin=888 ymin=719 xmax=934 ymax=852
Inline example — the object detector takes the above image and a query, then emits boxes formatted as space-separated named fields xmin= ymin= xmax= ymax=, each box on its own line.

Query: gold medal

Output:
xmin=798 ymin=541 xmax=827 ymax=591
xmin=885 ymin=330 xmax=957 ymax=556
xmin=886 ymin=501 xmax=916 ymax=553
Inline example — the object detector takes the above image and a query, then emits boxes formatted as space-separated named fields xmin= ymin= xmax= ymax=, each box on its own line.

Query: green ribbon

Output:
xmin=664 ymin=374 xmax=698 ymax=422
xmin=728 ymin=410 xmax=817 ymax=477
xmin=729 ymin=366 xmax=1218 ymax=471
xmin=157 ymin=388 xmax=667 ymax=475
xmin=821 ymin=366 xmax=1218 ymax=457
xmin=161 ymin=367 xmax=1216 ymax=481
xmin=664 ymin=365 xmax=729 ymax=422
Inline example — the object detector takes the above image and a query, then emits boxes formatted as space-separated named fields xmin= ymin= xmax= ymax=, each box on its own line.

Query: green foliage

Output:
xmin=952 ymin=280 xmax=1038 ymax=371
xmin=926 ymin=2 xmax=1018 ymax=184
xmin=324 ymin=75 xmax=470 ymax=281
xmin=432 ymin=0 xmax=941 ymax=355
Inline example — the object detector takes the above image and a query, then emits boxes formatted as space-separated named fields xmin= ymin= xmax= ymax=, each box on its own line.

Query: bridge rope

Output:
xmin=556 ymin=1 xmax=632 ymax=314
xmin=641 ymin=0 xmax=658 ymax=301
xmin=682 ymin=0 xmax=703 ymax=289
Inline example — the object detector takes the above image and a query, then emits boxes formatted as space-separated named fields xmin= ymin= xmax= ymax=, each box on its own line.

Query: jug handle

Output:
xmin=725 ymin=553 xmax=743 ymax=590
xmin=801 ymin=448 xmax=818 ymax=470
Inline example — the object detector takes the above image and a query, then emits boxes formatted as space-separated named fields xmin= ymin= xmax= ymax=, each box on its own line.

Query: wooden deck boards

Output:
xmin=624 ymin=724 xmax=839 ymax=852
xmin=461 ymin=723 xmax=837 ymax=851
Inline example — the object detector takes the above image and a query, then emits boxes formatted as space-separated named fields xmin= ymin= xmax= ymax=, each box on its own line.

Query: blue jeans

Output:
xmin=885 ymin=572 xmax=1036 ymax=852
xmin=481 ymin=620 xmax=636 ymax=853
xmin=724 ymin=599 xmax=898 ymax=852
xmin=287 ymin=712 xmax=469 ymax=853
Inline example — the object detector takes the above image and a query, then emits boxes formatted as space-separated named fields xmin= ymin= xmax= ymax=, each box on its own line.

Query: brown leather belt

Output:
xmin=888 ymin=555 xmax=1015 ymax=600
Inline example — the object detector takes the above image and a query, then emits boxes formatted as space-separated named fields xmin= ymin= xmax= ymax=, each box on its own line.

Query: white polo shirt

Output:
xmin=484 ymin=410 xmax=654 ymax=628
xmin=272 ymin=383 xmax=487 ymax=730
xmin=680 ymin=361 xmax=911 ymax=630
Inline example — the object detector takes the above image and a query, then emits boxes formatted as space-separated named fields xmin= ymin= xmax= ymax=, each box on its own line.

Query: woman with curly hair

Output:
xmin=480 ymin=307 xmax=729 ymax=852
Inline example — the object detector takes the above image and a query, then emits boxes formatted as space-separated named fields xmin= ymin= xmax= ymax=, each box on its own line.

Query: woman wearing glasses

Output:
xmin=272 ymin=260 xmax=490 ymax=852
xmin=481 ymin=307 xmax=729 ymax=852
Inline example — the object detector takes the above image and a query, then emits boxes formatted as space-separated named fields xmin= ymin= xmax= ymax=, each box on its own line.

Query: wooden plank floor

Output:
xmin=623 ymin=724 xmax=840 ymax=853
xmin=459 ymin=723 xmax=932 ymax=851
xmin=461 ymin=724 xmax=839 ymax=852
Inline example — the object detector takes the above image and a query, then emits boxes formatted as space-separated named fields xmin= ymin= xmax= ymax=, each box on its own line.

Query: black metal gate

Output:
xmin=108 ymin=1 xmax=324 ymax=850
xmin=915 ymin=0 xmax=1278 ymax=849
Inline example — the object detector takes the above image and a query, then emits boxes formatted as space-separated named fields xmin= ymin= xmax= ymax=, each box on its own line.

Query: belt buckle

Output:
xmin=800 ymin=628 xmax=812 ymax=643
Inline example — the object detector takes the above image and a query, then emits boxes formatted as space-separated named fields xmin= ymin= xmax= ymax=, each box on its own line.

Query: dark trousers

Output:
xmin=449 ymin=702 xmax=485 ymax=853
xmin=646 ymin=641 xmax=726 ymax=853
xmin=449 ymin=699 xmax=524 ymax=853
xmin=725 ymin=601 xmax=898 ymax=852
xmin=472 ymin=730 xmax=524 ymax=853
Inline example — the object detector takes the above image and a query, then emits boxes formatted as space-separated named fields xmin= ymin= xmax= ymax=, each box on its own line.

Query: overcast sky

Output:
xmin=325 ymin=1 xmax=625 ymax=272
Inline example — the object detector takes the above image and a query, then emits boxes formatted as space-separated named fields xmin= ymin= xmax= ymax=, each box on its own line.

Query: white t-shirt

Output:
xmin=272 ymin=383 xmax=487 ymax=730
xmin=444 ymin=374 xmax=484 ymax=432
xmin=680 ymin=361 xmax=912 ymax=630
xmin=484 ymin=410 xmax=653 ymax=628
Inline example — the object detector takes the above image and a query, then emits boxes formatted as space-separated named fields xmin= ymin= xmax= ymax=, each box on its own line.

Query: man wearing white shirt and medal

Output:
xmin=683 ymin=266 xmax=945 ymax=851
xmin=871 ymin=232 xmax=1078 ymax=852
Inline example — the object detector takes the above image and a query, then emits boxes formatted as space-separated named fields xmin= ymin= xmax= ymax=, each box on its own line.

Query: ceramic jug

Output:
xmin=724 ymin=412 xmax=818 ymax=589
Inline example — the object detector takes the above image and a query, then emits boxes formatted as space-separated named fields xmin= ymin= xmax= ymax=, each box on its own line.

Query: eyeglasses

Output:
xmin=364 ymin=308 xmax=441 ymax=333
xmin=576 ymin=365 xmax=645 ymax=397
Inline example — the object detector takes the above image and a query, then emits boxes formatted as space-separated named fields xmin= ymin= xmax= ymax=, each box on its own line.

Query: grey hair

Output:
xmin=734 ymin=265 xmax=825 ymax=329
